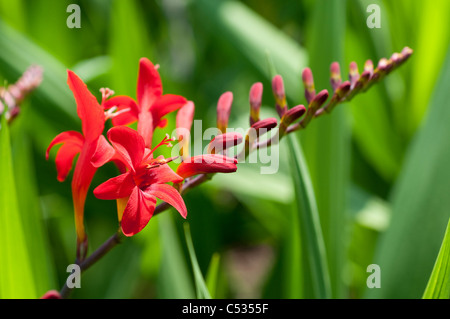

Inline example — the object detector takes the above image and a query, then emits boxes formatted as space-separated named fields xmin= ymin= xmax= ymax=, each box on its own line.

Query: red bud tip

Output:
xmin=310 ymin=89 xmax=329 ymax=109
xmin=208 ymin=132 xmax=243 ymax=154
xmin=364 ymin=60 xmax=374 ymax=75
xmin=250 ymin=82 xmax=263 ymax=108
xmin=401 ymin=46 xmax=413 ymax=59
xmin=217 ymin=91 xmax=233 ymax=133
xmin=283 ymin=105 xmax=306 ymax=124
xmin=349 ymin=62 xmax=360 ymax=88
xmin=336 ymin=81 xmax=351 ymax=99
xmin=249 ymin=82 xmax=263 ymax=125
xmin=251 ymin=117 xmax=278 ymax=131
xmin=41 ymin=290 xmax=62 ymax=299
xmin=330 ymin=62 xmax=342 ymax=91
xmin=272 ymin=75 xmax=287 ymax=117
xmin=302 ymin=68 xmax=316 ymax=103
xmin=377 ymin=58 xmax=389 ymax=70
xmin=272 ymin=75 xmax=285 ymax=100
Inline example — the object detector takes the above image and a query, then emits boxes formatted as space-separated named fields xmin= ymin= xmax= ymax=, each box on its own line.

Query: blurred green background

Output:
xmin=1 ymin=0 xmax=450 ymax=299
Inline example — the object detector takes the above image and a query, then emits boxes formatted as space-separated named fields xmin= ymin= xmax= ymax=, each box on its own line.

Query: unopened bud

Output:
xmin=364 ymin=60 xmax=374 ymax=76
xmin=330 ymin=62 xmax=342 ymax=91
xmin=217 ymin=91 xmax=233 ymax=134
xmin=208 ymin=132 xmax=243 ymax=154
xmin=302 ymin=68 xmax=316 ymax=104
xmin=176 ymin=101 xmax=195 ymax=159
xmin=249 ymin=82 xmax=263 ymax=125
xmin=349 ymin=62 xmax=360 ymax=89
xmin=272 ymin=75 xmax=287 ymax=117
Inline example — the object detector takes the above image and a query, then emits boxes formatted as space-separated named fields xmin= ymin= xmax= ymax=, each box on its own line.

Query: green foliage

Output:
xmin=0 ymin=0 xmax=447 ymax=299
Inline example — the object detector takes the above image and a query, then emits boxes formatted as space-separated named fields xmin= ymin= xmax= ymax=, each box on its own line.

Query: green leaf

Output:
xmin=205 ymin=253 xmax=220 ymax=299
xmin=0 ymin=116 xmax=37 ymax=298
xmin=367 ymin=43 xmax=450 ymax=298
xmin=286 ymin=134 xmax=331 ymax=299
xmin=11 ymin=116 xmax=57 ymax=296
xmin=109 ymin=0 xmax=153 ymax=97
xmin=157 ymin=213 xmax=195 ymax=299
xmin=192 ymin=0 xmax=308 ymax=103
xmin=423 ymin=218 xmax=450 ymax=299
xmin=184 ymin=223 xmax=211 ymax=299
xmin=0 ymin=18 xmax=76 ymax=120
xmin=300 ymin=0 xmax=349 ymax=298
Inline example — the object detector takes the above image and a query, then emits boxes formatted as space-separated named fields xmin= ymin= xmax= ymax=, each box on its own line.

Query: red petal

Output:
xmin=137 ymin=58 xmax=162 ymax=112
xmin=46 ymin=131 xmax=84 ymax=160
xmin=157 ymin=118 xmax=168 ymax=129
xmin=144 ymin=162 xmax=184 ymax=184
xmin=93 ymin=172 xmax=135 ymax=200
xmin=176 ymin=154 xmax=237 ymax=178
xmin=91 ymin=134 xmax=115 ymax=168
xmin=146 ymin=183 xmax=187 ymax=218
xmin=176 ymin=101 xmax=195 ymax=135
xmin=121 ymin=187 xmax=157 ymax=236
xmin=137 ymin=111 xmax=154 ymax=149
xmin=107 ymin=126 xmax=145 ymax=171
xmin=55 ymin=141 xmax=82 ymax=182
xmin=152 ymin=94 xmax=187 ymax=119
xmin=67 ymin=70 xmax=105 ymax=141
xmin=103 ymin=95 xmax=139 ymax=126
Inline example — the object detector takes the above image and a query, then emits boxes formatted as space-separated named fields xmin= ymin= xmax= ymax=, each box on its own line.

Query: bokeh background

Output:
xmin=1 ymin=0 xmax=450 ymax=299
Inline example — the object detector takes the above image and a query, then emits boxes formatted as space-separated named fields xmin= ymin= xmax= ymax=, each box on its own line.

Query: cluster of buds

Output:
xmin=0 ymin=65 xmax=43 ymax=123
xmin=230 ymin=47 xmax=413 ymax=153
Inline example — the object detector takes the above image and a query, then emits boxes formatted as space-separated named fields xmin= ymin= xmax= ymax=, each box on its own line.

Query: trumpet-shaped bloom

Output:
xmin=46 ymin=70 xmax=105 ymax=259
xmin=102 ymin=58 xmax=187 ymax=148
xmin=92 ymin=126 xmax=187 ymax=236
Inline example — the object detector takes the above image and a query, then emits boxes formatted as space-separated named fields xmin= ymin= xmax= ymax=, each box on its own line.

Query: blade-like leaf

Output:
xmin=157 ymin=213 xmax=195 ymax=299
xmin=205 ymin=253 xmax=220 ymax=299
xmin=0 ymin=116 xmax=37 ymax=298
xmin=184 ymin=223 xmax=211 ymax=299
xmin=368 ymin=43 xmax=450 ymax=298
xmin=287 ymin=134 xmax=331 ymax=299
xmin=300 ymin=0 xmax=349 ymax=298
xmin=192 ymin=0 xmax=308 ymax=103
xmin=423 ymin=218 xmax=450 ymax=299
xmin=11 ymin=115 xmax=57 ymax=296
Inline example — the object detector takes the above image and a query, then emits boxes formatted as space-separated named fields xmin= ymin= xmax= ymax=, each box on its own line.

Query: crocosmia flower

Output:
xmin=46 ymin=70 xmax=106 ymax=260
xmin=92 ymin=126 xmax=187 ymax=236
xmin=103 ymin=58 xmax=187 ymax=148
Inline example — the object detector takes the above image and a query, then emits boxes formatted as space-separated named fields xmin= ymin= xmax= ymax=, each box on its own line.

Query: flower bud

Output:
xmin=217 ymin=91 xmax=233 ymax=134
xmin=302 ymin=68 xmax=316 ymax=104
xmin=330 ymin=62 xmax=342 ymax=91
xmin=207 ymin=132 xmax=243 ymax=154
xmin=272 ymin=75 xmax=287 ymax=117
xmin=349 ymin=62 xmax=360 ymax=89
xmin=176 ymin=101 xmax=195 ymax=159
xmin=249 ymin=82 xmax=263 ymax=125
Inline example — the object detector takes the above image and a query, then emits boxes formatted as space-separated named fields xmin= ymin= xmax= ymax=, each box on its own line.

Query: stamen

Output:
xmin=100 ymin=87 xmax=115 ymax=104
xmin=104 ymin=107 xmax=131 ymax=120
xmin=142 ymin=134 xmax=176 ymax=162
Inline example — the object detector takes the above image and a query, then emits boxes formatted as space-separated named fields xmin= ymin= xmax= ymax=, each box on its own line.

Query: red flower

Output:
xmin=92 ymin=126 xmax=187 ymax=236
xmin=46 ymin=70 xmax=105 ymax=259
xmin=103 ymin=58 xmax=187 ymax=148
